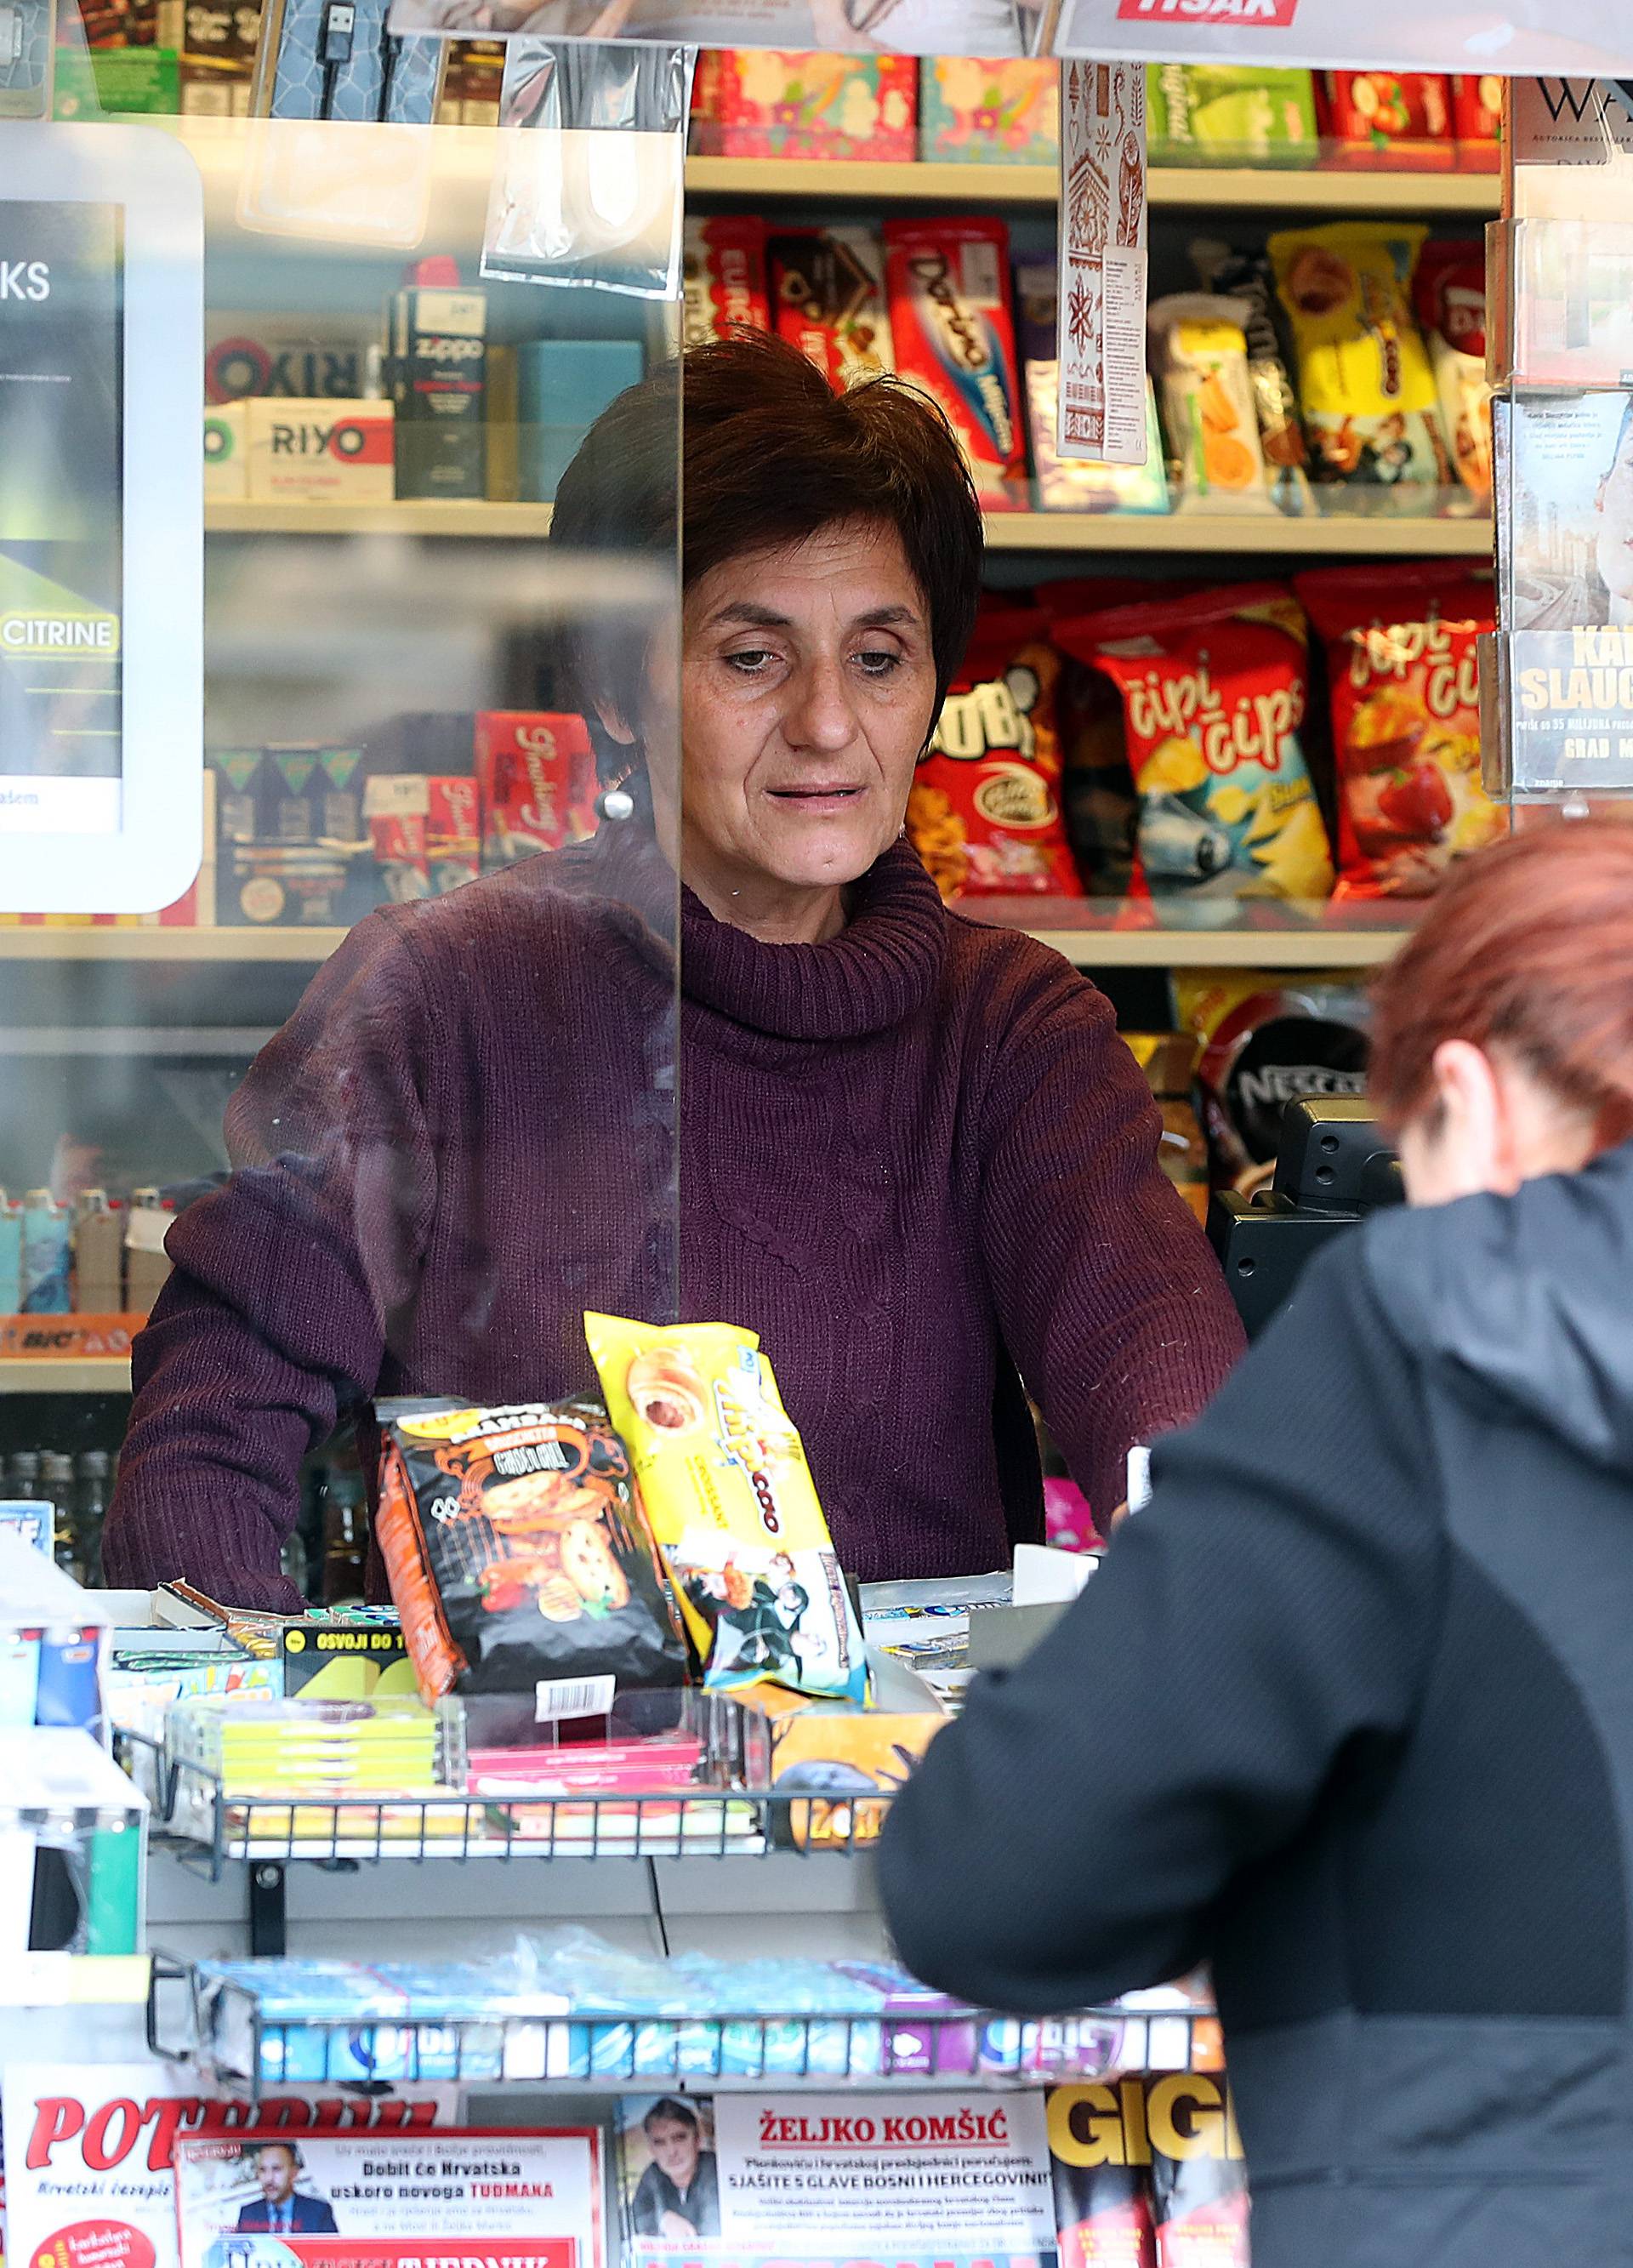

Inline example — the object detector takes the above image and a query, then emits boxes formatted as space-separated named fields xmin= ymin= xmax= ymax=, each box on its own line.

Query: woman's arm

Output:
xmin=877 ymin=1239 xmax=1445 ymax=2013
xmin=102 ymin=915 xmax=439 ymax=1608
xmin=978 ymin=951 xmax=1245 ymax=1529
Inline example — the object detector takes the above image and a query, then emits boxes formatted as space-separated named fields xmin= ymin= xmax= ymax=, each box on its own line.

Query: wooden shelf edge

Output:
xmin=0 ymin=1357 xmax=134 ymax=1393
xmin=682 ymin=154 xmax=1500 ymax=216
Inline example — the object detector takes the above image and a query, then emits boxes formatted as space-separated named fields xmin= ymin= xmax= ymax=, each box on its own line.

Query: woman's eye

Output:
xmin=724 ymin=648 xmax=776 ymax=675
xmin=854 ymin=648 xmax=902 ymax=677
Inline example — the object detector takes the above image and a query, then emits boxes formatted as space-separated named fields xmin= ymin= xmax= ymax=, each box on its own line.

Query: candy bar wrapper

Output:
xmin=919 ymin=56 xmax=1058 ymax=164
xmin=691 ymin=48 xmax=914 ymax=162
xmin=584 ymin=1312 xmax=868 ymax=1707
xmin=884 ymin=215 xmax=1026 ymax=509
xmin=683 ymin=214 xmax=770 ymax=349
xmin=1414 ymin=239 xmax=1492 ymax=503
xmin=1148 ymin=294 xmax=1276 ymax=516
xmin=770 ymin=225 xmax=894 ymax=388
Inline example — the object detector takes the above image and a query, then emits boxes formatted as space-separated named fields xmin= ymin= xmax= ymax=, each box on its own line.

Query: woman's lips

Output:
xmin=766 ymin=786 xmax=865 ymax=811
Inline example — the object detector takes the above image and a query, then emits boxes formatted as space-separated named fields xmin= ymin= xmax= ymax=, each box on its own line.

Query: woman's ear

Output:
xmin=594 ymin=698 xmax=639 ymax=749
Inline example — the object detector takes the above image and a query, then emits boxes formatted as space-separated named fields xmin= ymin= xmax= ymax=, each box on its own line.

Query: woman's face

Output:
xmin=669 ymin=516 xmax=938 ymax=918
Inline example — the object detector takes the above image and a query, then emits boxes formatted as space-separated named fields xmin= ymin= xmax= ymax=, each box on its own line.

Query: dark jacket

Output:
xmin=880 ymin=1144 xmax=1633 ymax=2268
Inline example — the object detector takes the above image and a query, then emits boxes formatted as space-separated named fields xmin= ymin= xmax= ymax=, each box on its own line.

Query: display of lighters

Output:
xmin=883 ymin=216 xmax=1026 ymax=510
xmin=20 ymin=1190 xmax=71 ymax=1315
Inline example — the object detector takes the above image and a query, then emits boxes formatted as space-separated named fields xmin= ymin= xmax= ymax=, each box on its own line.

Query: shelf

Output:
xmin=0 ymin=921 xmax=1412 ymax=971
xmin=684 ymin=155 xmax=1500 ymax=217
xmin=982 ymin=511 xmax=1491 ymax=556
xmin=202 ymin=499 xmax=1488 ymax=554
xmin=1024 ymin=926 xmax=1411 ymax=968
xmin=0 ymin=1356 xmax=133 ymax=1393
xmin=0 ymin=926 xmax=344 ymax=960
xmin=206 ymin=500 xmax=554 ymax=539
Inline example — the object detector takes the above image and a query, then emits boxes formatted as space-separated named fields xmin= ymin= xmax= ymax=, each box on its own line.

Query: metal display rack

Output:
xmin=150 ymin=1957 xmax=1215 ymax=2101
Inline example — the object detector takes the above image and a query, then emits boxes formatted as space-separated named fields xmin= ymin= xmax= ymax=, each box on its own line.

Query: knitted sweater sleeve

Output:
xmin=976 ymin=948 xmax=1245 ymax=1526
xmin=878 ymin=1239 xmax=1444 ymax=2013
xmin=102 ymin=914 xmax=439 ymax=1609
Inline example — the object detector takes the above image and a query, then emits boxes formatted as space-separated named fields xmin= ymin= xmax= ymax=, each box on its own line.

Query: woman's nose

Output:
xmin=783 ymin=657 xmax=859 ymax=752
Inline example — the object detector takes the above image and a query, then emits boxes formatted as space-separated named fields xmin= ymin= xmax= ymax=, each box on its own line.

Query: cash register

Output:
xmin=1208 ymin=1097 xmax=1404 ymax=1338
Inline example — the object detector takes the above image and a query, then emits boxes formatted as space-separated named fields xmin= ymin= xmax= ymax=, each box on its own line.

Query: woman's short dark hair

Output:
xmin=551 ymin=333 xmax=983 ymax=769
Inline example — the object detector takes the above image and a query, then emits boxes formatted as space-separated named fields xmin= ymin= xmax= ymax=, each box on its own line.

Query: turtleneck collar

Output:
xmin=549 ymin=823 xmax=947 ymax=1044
xmin=681 ymin=839 xmax=947 ymax=1043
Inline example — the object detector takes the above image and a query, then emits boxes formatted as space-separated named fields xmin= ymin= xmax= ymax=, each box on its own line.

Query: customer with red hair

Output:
xmin=882 ymin=818 xmax=1633 ymax=2268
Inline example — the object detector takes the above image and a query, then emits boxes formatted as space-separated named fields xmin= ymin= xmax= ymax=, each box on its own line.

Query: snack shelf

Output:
xmin=199 ymin=499 xmax=1492 ymax=556
xmin=152 ymin=1957 xmax=1215 ymax=2100
xmin=683 ymin=155 xmax=1501 ymax=216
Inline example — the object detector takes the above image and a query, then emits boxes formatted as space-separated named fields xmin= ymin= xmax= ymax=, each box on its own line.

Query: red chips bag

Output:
xmin=908 ymin=605 xmax=1080 ymax=901
xmin=1295 ymin=564 xmax=1504 ymax=901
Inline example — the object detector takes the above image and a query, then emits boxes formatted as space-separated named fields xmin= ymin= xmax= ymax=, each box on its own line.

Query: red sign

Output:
xmin=1116 ymin=0 xmax=1297 ymax=24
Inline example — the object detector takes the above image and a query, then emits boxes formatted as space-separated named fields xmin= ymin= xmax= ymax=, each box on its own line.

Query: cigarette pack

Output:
xmin=388 ymin=271 xmax=486 ymax=501
xmin=769 ymin=225 xmax=894 ymax=388
xmin=246 ymin=397 xmax=395 ymax=504
xmin=691 ymin=48 xmax=915 ymax=162
xmin=475 ymin=712 xmax=597 ymax=867
xmin=684 ymin=214 xmax=771 ymax=349
xmin=884 ymin=216 xmax=1026 ymax=510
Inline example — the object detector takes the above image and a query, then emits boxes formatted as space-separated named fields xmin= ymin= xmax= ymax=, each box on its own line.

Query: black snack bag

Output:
xmin=376 ymin=1396 xmax=688 ymax=1700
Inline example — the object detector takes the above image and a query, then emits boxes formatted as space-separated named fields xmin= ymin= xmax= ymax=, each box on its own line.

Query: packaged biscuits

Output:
xmin=909 ymin=604 xmax=1081 ymax=901
xmin=1058 ymin=584 xmax=1333 ymax=928
xmin=376 ymin=1398 xmax=687 ymax=1702
xmin=883 ymin=215 xmax=1026 ymax=510
xmin=1295 ymin=563 xmax=1504 ymax=899
xmin=683 ymin=214 xmax=771 ymax=349
xmin=1269 ymin=222 xmax=1454 ymax=498
xmin=585 ymin=1313 xmax=868 ymax=1707
xmin=769 ymin=225 xmax=893 ymax=389
xmin=1147 ymin=296 xmax=1276 ymax=515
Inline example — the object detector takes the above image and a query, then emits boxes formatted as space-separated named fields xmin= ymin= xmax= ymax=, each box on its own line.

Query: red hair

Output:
xmin=1370 ymin=819 xmax=1633 ymax=1150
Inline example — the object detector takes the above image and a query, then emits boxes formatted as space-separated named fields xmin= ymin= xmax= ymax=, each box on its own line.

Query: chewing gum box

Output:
xmin=246 ymin=397 xmax=394 ymax=504
xmin=883 ymin=217 xmax=1025 ymax=510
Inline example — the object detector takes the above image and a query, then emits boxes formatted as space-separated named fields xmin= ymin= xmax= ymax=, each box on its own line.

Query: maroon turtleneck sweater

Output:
xmin=104 ymin=829 xmax=1243 ymax=1612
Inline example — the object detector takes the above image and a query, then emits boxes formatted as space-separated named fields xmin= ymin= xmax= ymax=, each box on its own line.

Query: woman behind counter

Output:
xmin=104 ymin=334 xmax=1243 ymax=1610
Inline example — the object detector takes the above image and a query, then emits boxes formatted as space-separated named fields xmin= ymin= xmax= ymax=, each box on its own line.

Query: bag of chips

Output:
xmin=1056 ymin=584 xmax=1334 ymax=928
xmin=1171 ymin=968 xmax=1371 ymax=1194
xmin=1414 ymin=239 xmax=1492 ymax=503
xmin=1189 ymin=239 xmax=1312 ymax=517
xmin=908 ymin=605 xmax=1081 ymax=902
xmin=1269 ymin=222 xmax=1454 ymax=499
xmin=1148 ymin=295 xmax=1276 ymax=515
xmin=375 ymin=1399 xmax=688 ymax=1703
xmin=584 ymin=1313 xmax=868 ymax=1706
xmin=1295 ymin=564 xmax=1504 ymax=899
xmin=1318 ymin=71 xmax=1454 ymax=167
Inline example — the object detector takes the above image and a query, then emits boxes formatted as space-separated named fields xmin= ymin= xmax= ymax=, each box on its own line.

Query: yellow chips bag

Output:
xmin=584 ymin=1314 xmax=868 ymax=1704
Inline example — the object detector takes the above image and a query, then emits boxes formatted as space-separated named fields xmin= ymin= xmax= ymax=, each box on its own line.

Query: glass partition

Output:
xmin=0 ymin=83 xmax=681 ymax=1610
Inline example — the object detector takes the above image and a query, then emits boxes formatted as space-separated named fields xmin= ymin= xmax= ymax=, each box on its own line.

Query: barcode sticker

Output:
xmin=535 ymin=1674 xmax=616 ymax=1723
